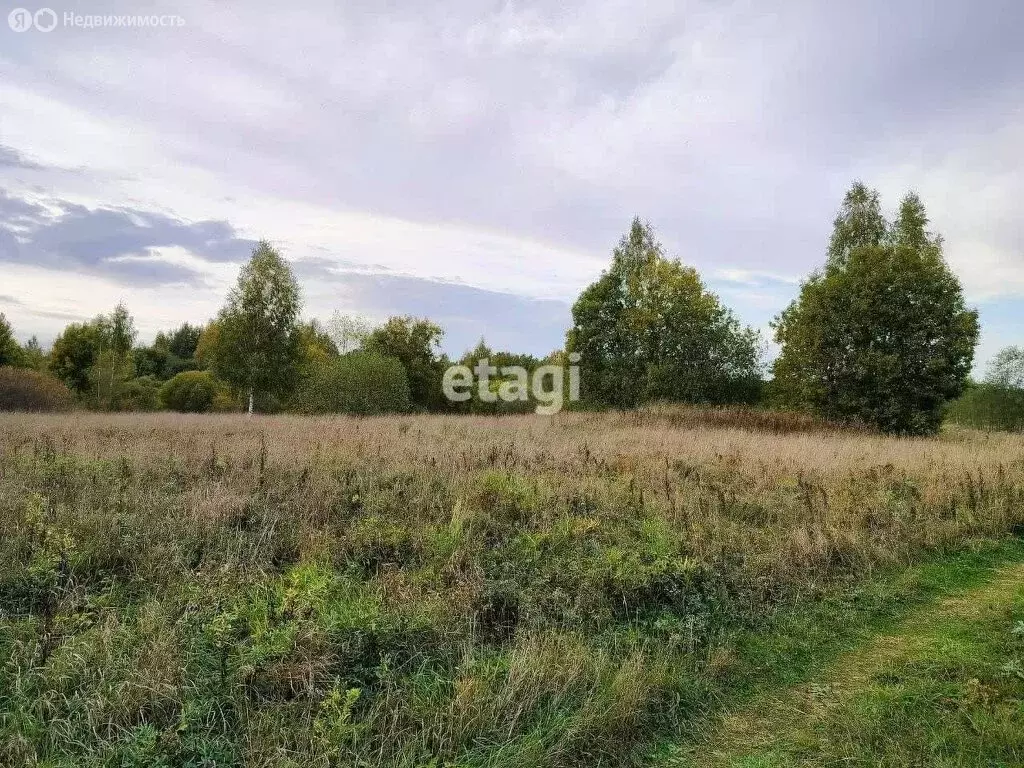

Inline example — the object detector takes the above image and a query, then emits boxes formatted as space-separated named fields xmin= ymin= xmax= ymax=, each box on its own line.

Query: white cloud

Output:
xmin=869 ymin=112 xmax=1024 ymax=301
xmin=1 ymin=262 xmax=222 ymax=342
xmin=713 ymin=269 xmax=800 ymax=287
xmin=0 ymin=0 xmax=1021 ymax=362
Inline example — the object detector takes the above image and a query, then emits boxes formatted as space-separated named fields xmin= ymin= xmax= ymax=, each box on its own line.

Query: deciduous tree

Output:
xmin=826 ymin=182 xmax=888 ymax=267
xmin=567 ymin=218 xmax=762 ymax=408
xmin=772 ymin=185 xmax=978 ymax=434
xmin=328 ymin=312 xmax=373 ymax=355
xmin=50 ymin=321 xmax=103 ymax=395
xmin=212 ymin=242 xmax=303 ymax=414
xmin=0 ymin=313 xmax=23 ymax=368
xmin=92 ymin=303 xmax=137 ymax=409
xmin=364 ymin=316 xmax=446 ymax=410
xmin=986 ymin=346 xmax=1024 ymax=390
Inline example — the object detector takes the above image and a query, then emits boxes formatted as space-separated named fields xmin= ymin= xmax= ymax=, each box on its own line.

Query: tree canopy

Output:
xmin=0 ymin=314 xmax=23 ymax=369
xmin=826 ymin=182 xmax=888 ymax=267
xmin=364 ymin=316 xmax=446 ymax=410
xmin=566 ymin=218 xmax=762 ymax=408
xmin=986 ymin=346 xmax=1024 ymax=390
xmin=772 ymin=184 xmax=978 ymax=434
xmin=211 ymin=242 xmax=303 ymax=413
xmin=48 ymin=304 xmax=136 ymax=398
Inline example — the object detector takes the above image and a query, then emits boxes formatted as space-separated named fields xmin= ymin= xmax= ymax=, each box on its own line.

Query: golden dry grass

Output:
xmin=4 ymin=409 xmax=1022 ymax=574
xmin=1 ymin=407 xmax=1023 ymax=767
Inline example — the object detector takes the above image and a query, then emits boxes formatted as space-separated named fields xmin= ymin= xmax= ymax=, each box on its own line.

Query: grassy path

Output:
xmin=660 ymin=556 xmax=1024 ymax=767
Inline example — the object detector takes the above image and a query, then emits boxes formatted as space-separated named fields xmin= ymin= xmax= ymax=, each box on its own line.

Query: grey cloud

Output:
xmin=294 ymin=255 xmax=372 ymax=275
xmin=0 ymin=145 xmax=44 ymax=171
xmin=0 ymin=189 xmax=258 ymax=286
xmin=0 ymin=227 xmax=22 ymax=261
xmin=25 ymin=308 xmax=90 ymax=323
xmin=0 ymin=189 xmax=47 ymax=227
xmin=1 ymin=0 xmax=1021 ymax=365
xmin=5 ymin=2 xmax=1022 ymax=266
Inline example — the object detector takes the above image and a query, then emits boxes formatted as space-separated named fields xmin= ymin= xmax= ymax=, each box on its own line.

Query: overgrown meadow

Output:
xmin=2 ymin=409 xmax=1023 ymax=767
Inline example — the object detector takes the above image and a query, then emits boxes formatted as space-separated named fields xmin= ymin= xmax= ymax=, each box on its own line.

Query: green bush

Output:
xmin=159 ymin=371 xmax=220 ymax=413
xmin=291 ymin=352 xmax=410 ymax=415
xmin=946 ymin=383 xmax=1024 ymax=432
xmin=117 ymin=376 xmax=161 ymax=411
xmin=0 ymin=366 xmax=74 ymax=411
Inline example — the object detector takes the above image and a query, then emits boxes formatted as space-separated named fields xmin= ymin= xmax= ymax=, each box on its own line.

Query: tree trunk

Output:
xmin=248 ymin=389 xmax=254 ymax=416
xmin=108 ymin=355 xmax=115 ymax=410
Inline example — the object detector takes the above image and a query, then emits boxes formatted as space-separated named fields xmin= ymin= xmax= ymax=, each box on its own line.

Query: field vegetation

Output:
xmin=1 ymin=180 xmax=1022 ymax=764
xmin=2 ymin=409 xmax=1023 ymax=766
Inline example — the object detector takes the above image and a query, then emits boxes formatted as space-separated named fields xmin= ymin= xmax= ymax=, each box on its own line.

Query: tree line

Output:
xmin=0 ymin=242 xmax=566 ymax=417
xmin=0 ymin=181 xmax=1019 ymax=434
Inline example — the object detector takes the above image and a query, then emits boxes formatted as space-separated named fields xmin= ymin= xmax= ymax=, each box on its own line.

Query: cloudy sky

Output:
xmin=1 ymin=0 xmax=1021 ymax=366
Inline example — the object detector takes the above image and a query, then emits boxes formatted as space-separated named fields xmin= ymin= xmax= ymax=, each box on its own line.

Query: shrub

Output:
xmin=159 ymin=371 xmax=220 ymax=413
xmin=117 ymin=376 xmax=162 ymax=412
xmin=629 ymin=402 xmax=870 ymax=435
xmin=291 ymin=352 xmax=411 ymax=415
xmin=0 ymin=366 xmax=74 ymax=411
xmin=212 ymin=386 xmax=239 ymax=412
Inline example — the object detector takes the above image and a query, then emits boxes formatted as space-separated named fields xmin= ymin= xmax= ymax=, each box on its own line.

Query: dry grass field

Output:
xmin=1 ymin=408 xmax=1023 ymax=766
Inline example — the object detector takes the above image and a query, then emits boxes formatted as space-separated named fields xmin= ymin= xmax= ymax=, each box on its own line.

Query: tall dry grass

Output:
xmin=1 ymin=408 xmax=1022 ymax=766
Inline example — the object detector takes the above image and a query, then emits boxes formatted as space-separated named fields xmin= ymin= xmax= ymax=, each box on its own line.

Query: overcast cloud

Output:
xmin=0 ymin=0 xmax=1021 ymax=364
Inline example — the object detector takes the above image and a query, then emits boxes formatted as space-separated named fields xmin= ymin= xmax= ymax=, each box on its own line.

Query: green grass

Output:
xmin=812 ymin=604 xmax=1024 ymax=766
xmin=658 ymin=549 xmax=1024 ymax=766
xmin=723 ymin=539 xmax=1024 ymax=692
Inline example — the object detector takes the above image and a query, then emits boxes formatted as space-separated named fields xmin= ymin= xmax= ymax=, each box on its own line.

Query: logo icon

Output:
xmin=8 ymin=8 xmax=33 ymax=31
xmin=34 ymin=8 xmax=57 ymax=32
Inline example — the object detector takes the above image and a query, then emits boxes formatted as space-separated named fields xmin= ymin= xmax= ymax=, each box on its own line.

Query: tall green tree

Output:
xmin=212 ymin=242 xmax=303 ymax=414
xmin=167 ymin=323 xmax=202 ymax=360
xmin=566 ymin=218 xmax=762 ymax=408
xmin=48 ymin=304 xmax=134 ymax=400
xmin=20 ymin=336 xmax=46 ymax=371
xmin=772 ymin=185 xmax=978 ymax=435
xmin=890 ymin=192 xmax=932 ymax=251
xmin=50 ymin=321 xmax=104 ymax=395
xmin=364 ymin=316 xmax=446 ymax=410
xmin=91 ymin=303 xmax=137 ymax=409
xmin=90 ymin=348 xmax=136 ymax=410
xmin=0 ymin=313 xmax=23 ymax=368
xmin=826 ymin=182 xmax=888 ymax=267
xmin=96 ymin=303 xmax=136 ymax=358
xmin=986 ymin=346 xmax=1024 ymax=390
